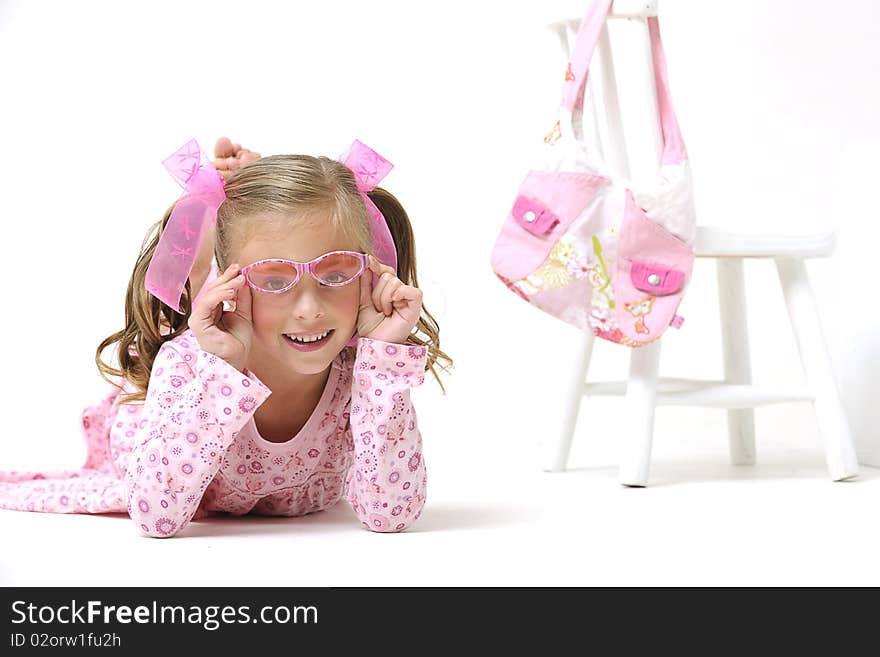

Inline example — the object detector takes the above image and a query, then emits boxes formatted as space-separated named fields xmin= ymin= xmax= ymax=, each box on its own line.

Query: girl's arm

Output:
xmin=344 ymin=338 xmax=428 ymax=532
xmin=124 ymin=338 xmax=271 ymax=537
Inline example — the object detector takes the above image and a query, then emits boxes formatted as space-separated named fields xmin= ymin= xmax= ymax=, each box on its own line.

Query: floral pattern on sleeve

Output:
xmin=124 ymin=337 xmax=271 ymax=538
xmin=345 ymin=338 xmax=428 ymax=532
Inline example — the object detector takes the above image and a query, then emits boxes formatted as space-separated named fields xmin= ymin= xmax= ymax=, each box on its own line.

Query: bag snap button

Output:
xmin=523 ymin=211 xmax=537 ymax=223
xmin=647 ymin=273 xmax=661 ymax=285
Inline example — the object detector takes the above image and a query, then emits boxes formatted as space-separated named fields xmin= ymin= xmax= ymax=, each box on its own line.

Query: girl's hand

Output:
xmin=213 ymin=137 xmax=261 ymax=181
xmin=356 ymin=256 xmax=423 ymax=345
xmin=188 ymin=263 xmax=254 ymax=372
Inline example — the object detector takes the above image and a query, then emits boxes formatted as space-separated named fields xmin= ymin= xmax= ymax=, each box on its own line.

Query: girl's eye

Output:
xmin=264 ymin=277 xmax=290 ymax=291
xmin=321 ymin=272 xmax=348 ymax=285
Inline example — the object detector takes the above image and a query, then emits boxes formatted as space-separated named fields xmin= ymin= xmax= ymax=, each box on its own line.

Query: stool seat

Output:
xmin=695 ymin=226 xmax=835 ymax=259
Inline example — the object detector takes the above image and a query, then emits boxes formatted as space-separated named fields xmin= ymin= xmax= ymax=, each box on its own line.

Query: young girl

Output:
xmin=0 ymin=137 xmax=450 ymax=537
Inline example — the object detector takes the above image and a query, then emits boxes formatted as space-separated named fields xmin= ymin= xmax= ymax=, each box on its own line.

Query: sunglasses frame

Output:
xmin=240 ymin=251 xmax=369 ymax=294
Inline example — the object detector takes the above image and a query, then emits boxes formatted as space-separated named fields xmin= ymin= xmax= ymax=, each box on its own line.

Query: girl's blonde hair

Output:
xmin=96 ymin=154 xmax=452 ymax=402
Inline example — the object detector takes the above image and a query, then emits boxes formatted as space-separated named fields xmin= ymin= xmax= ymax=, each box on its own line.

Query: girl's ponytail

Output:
xmin=95 ymin=204 xmax=194 ymax=403
xmin=368 ymin=187 xmax=453 ymax=391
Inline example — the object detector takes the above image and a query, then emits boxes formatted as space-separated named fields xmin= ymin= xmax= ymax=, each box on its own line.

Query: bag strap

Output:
xmin=561 ymin=0 xmax=686 ymax=166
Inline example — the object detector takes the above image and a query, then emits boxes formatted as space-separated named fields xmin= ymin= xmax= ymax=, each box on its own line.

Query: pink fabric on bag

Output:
xmin=617 ymin=192 xmax=692 ymax=267
xmin=630 ymin=261 xmax=685 ymax=296
xmin=492 ymin=170 xmax=607 ymax=281
xmin=614 ymin=192 xmax=694 ymax=341
xmin=0 ymin=331 xmax=428 ymax=536
xmin=512 ymin=195 xmax=560 ymax=235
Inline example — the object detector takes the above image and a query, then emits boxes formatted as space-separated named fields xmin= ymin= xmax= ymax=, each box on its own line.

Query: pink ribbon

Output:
xmin=339 ymin=140 xmax=397 ymax=273
xmin=145 ymin=139 xmax=226 ymax=312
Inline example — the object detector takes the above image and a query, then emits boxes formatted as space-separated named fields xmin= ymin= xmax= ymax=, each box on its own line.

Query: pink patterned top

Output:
xmin=0 ymin=330 xmax=428 ymax=538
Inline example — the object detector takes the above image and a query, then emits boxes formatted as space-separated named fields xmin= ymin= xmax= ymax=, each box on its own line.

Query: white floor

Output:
xmin=3 ymin=401 xmax=878 ymax=587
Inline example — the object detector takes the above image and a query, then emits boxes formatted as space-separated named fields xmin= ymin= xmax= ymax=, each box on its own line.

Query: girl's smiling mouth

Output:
xmin=283 ymin=329 xmax=334 ymax=351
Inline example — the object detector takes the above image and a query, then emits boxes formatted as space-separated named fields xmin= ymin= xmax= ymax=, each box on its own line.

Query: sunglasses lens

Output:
xmin=246 ymin=262 xmax=297 ymax=292
xmin=312 ymin=252 xmax=364 ymax=286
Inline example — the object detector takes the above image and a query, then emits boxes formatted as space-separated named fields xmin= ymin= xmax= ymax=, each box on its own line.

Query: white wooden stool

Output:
xmin=547 ymin=227 xmax=860 ymax=485
xmin=544 ymin=1 xmax=859 ymax=485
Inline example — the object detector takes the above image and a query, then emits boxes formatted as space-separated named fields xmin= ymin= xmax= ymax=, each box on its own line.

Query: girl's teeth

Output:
xmin=289 ymin=330 xmax=330 ymax=343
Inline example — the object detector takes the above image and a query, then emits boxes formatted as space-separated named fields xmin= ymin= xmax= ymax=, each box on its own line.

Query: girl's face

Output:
xmin=234 ymin=216 xmax=363 ymax=376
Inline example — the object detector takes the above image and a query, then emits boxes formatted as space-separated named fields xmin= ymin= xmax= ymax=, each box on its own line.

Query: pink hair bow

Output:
xmin=339 ymin=140 xmax=397 ymax=273
xmin=145 ymin=139 xmax=226 ymax=312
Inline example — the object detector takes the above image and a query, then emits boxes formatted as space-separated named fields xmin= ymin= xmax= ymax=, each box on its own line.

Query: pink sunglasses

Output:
xmin=241 ymin=251 xmax=368 ymax=294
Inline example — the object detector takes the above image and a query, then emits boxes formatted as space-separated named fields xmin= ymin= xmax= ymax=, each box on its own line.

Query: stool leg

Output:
xmin=717 ymin=258 xmax=757 ymax=465
xmin=775 ymin=256 xmax=859 ymax=481
xmin=545 ymin=331 xmax=595 ymax=472
xmin=619 ymin=338 xmax=662 ymax=487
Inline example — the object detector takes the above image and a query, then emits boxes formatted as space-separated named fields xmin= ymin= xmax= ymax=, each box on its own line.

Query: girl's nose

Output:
xmin=288 ymin=281 xmax=326 ymax=320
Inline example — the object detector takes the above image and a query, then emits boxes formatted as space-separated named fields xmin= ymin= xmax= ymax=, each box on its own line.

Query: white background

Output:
xmin=0 ymin=0 xmax=877 ymax=586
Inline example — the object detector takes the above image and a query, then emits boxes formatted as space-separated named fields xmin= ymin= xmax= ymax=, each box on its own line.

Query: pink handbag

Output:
xmin=491 ymin=0 xmax=696 ymax=347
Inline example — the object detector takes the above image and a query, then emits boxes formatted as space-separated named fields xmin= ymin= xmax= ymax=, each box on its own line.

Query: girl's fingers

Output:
xmin=193 ymin=271 xmax=243 ymax=323
xmin=189 ymin=285 xmax=229 ymax=334
xmin=372 ymin=272 xmax=395 ymax=315
xmin=369 ymin=257 xmax=400 ymax=313
xmin=233 ymin=279 xmax=253 ymax=322
xmin=369 ymin=255 xmax=396 ymax=278
xmin=391 ymin=283 xmax=422 ymax=306
xmin=199 ymin=263 xmax=239 ymax=297
xmin=382 ymin=279 xmax=403 ymax=315
xmin=358 ymin=268 xmax=373 ymax=310
xmin=215 ymin=263 xmax=241 ymax=285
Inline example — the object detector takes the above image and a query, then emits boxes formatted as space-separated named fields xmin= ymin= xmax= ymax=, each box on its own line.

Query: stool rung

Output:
xmin=583 ymin=378 xmax=814 ymax=408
